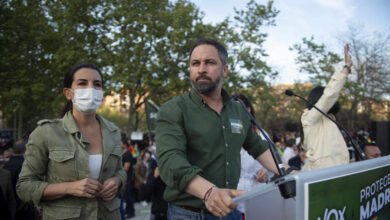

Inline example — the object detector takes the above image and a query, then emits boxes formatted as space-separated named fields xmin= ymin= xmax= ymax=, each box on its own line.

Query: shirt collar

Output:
xmin=190 ymin=89 xmax=232 ymax=107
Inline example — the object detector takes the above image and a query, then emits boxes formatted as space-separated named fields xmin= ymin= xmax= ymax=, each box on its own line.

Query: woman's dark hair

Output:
xmin=232 ymin=93 xmax=256 ymax=118
xmin=307 ymin=86 xmax=340 ymax=115
xmin=60 ymin=63 xmax=104 ymax=117
xmin=299 ymin=86 xmax=341 ymax=149
xmin=141 ymin=150 xmax=151 ymax=160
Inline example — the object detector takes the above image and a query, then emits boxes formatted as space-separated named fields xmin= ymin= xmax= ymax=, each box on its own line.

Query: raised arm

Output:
xmin=302 ymin=44 xmax=352 ymax=126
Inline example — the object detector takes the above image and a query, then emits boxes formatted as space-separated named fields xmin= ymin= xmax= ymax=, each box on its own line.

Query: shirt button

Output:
xmin=226 ymin=181 xmax=229 ymax=185
xmin=226 ymin=162 xmax=229 ymax=166
xmin=222 ymin=126 xmax=225 ymax=129
xmin=225 ymin=144 xmax=228 ymax=147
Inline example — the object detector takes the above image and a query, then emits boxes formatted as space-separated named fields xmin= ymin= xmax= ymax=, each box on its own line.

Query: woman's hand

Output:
xmin=255 ymin=168 xmax=268 ymax=183
xmin=98 ymin=177 xmax=121 ymax=201
xmin=66 ymin=178 xmax=102 ymax=198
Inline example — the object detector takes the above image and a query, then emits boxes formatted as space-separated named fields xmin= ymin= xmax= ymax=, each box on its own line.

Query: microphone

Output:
xmin=234 ymin=98 xmax=296 ymax=199
xmin=285 ymin=89 xmax=294 ymax=96
xmin=284 ymin=89 xmax=367 ymax=160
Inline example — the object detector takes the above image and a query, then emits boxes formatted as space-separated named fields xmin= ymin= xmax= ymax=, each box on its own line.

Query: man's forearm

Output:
xmin=185 ymin=175 xmax=215 ymax=200
xmin=256 ymin=149 xmax=282 ymax=175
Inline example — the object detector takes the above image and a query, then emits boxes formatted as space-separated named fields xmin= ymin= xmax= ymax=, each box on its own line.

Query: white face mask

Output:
xmin=72 ymin=88 xmax=103 ymax=114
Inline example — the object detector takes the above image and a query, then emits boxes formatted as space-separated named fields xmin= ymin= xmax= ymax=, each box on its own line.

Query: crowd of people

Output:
xmin=119 ymin=134 xmax=168 ymax=219
xmin=0 ymin=38 xmax=386 ymax=220
xmin=0 ymin=127 xmax=383 ymax=220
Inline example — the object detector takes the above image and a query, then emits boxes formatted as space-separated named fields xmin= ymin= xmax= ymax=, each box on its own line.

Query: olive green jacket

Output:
xmin=16 ymin=112 xmax=126 ymax=220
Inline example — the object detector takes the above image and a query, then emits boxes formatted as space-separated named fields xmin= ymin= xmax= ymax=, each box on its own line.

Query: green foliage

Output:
xmin=290 ymin=36 xmax=342 ymax=85
xmin=290 ymin=27 xmax=390 ymax=130
xmin=97 ymin=106 xmax=128 ymax=131
xmin=1 ymin=0 xmax=281 ymax=135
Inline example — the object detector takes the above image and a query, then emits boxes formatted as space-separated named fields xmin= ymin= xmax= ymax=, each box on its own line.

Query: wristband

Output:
xmin=343 ymin=65 xmax=351 ymax=73
xmin=203 ymin=186 xmax=215 ymax=203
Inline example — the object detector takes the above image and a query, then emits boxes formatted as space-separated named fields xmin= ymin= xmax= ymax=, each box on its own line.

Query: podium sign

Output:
xmin=233 ymin=156 xmax=390 ymax=220
xmin=306 ymin=165 xmax=390 ymax=220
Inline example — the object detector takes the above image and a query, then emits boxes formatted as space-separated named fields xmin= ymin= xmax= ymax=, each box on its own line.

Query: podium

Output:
xmin=233 ymin=156 xmax=390 ymax=220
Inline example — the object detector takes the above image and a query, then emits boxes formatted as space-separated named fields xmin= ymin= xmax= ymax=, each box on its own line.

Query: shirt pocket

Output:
xmin=102 ymin=197 xmax=120 ymax=212
xmin=43 ymin=204 xmax=82 ymax=219
xmin=48 ymin=149 xmax=76 ymax=181
xmin=101 ymin=147 xmax=122 ymax=180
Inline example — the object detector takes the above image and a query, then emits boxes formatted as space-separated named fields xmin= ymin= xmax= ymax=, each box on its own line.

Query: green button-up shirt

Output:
xmin=156 ymin=89 xmax=269 ymax=208
xmin=16 ymin=112 xmax=126 ymax=220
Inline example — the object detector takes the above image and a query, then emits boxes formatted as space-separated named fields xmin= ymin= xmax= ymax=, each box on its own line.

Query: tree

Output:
xmin=105 ymin=0 xmax=211 ymax=135
xmin=1 ymin=0 xmax=281 ymax=136
xmin=0 ymin=0 xmax=114 ymax=137
xmin=107 ymin=0 xmax=280 ymax=135
xmin=290 ymin=26 xmax=390 ymax=130
xmin=0 ymin=0 xmax=58 ymax=138
xmin=340 ymin=26 xmax=390 ymax=124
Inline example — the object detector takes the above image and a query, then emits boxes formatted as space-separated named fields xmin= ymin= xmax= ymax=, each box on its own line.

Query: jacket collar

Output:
xmin=62 ymin=111 xmax=117 ymax=134
xmin=62 ymin=112 xmax=79 ymax=134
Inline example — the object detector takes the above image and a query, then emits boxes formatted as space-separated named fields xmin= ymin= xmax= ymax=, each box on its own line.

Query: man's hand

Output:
xmin=98 ymin=177 xmax=121 ymax=201
xmin=255 ymin=168 xmax=268 ymax=183
xmin=66 ymin=178 xmax=102 ymax=198
xmin=205 ymin=187 xmax=247 ymax=218
xmin=344 ymin=44 xmax=352 ymax=73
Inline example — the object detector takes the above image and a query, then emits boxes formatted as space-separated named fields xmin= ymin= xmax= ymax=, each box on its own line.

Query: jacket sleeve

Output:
xmin=302 ymin=71 xmax=347 ymax=126
xmin=16 ymin=126 xmax=49 ymax=206
xmin=156 ymin=100 xmax=202 ymax=191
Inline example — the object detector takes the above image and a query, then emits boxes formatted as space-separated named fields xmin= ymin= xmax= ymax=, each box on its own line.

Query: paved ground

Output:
xmin=126 ymin=202 xmax=152 ymax=220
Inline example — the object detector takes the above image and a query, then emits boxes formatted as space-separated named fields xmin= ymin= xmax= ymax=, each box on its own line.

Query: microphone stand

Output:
xmin=236 ymin=100 xmax=296 ymax=199
xmin=285 ymin=90 xmax=367 ymax=160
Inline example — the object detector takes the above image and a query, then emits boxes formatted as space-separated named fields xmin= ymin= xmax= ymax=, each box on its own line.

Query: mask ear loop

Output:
xmin=67 ymin=88 xmax=75 ymax=102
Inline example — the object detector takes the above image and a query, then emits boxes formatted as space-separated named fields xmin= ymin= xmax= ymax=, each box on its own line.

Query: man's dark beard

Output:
xmin=192 ymin=73 xmax=222 ymax=95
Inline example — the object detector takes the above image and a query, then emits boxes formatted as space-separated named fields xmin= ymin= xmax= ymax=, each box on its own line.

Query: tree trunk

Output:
xmin=127 ymin=95 xmax=136 ymax=137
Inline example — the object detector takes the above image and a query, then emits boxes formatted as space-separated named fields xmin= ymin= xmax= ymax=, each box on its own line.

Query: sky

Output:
xmin=190 ymin=0 xmax=390 ymax=84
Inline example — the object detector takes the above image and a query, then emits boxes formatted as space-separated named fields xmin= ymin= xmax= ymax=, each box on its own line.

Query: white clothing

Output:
xmin=237 ymin=148 xmax=265 ymax=191
xmin=237 ymin=131 xmax=270 ymax=213
xmin=301 ymin=71 xmax=349 ymax=171
xmin=282 ymin=147 xmax=296 ymax=164
xmin=88 ymin=154 xmax=102 ymax=180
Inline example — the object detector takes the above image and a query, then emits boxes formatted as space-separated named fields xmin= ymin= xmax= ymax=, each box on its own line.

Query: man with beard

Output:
xmin=156 ymin=38 xmax=281 ymax=220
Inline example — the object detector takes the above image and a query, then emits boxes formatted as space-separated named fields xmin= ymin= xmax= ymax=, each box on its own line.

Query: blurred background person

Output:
xmin=282 ymin=139 xmax=296 ymax=164
xmin=150 ymin=167 xmax=168 ymax=220
xmin=134 ymin=150 xmax=152 ymax=207
xmin=288 ymin=147 xmax=306 ymax=171
xmin=361 ymin=142 xmax=382 ymax=159
xmin=121 ymin=134 xmax=135 ymax=219
xmin=232 ymin=93 xmax=270 ymax=190
xmin=232 ymin=93 xmax=270 ymax=216
xmin=3 ymin=139 xmax=35 ymax=220
xmin=0 ymin=167 xmax=17 ymax=220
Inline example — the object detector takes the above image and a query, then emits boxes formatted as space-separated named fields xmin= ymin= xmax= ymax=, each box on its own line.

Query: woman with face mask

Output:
xmin=16 ymin=63 xmax=126 ymax=220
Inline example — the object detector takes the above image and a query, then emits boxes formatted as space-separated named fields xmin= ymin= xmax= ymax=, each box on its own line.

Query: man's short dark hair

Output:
xmin=361 ymin=142 xmax=379 ymax=151
xmin=189 ymin=38 xmax=228 ymax=65
xmin=286 ymin=139 xmax=296 ymax=148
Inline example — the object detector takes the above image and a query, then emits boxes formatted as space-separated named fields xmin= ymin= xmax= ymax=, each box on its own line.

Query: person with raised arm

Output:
xmin=300 ymin=44 xmax=352 ymax=171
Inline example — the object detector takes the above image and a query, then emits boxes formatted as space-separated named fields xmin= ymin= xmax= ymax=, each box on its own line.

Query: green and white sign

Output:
xmin=305 ymin=165 xmax=390 ymax=220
